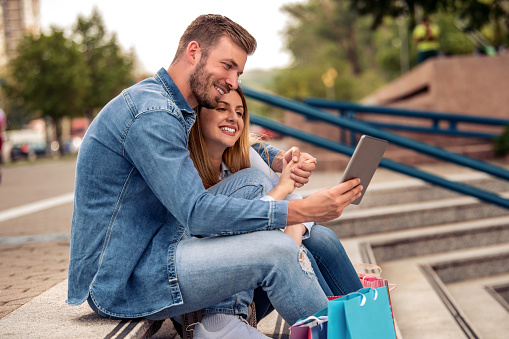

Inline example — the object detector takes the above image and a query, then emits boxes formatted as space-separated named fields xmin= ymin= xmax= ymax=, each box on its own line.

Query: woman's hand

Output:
xmin=266 ymin=156 xmax=299 ymax=200
xmin=273 ymin=147 xmax=317 ymax=188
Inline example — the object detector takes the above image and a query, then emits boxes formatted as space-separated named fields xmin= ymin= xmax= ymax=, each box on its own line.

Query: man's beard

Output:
xmin=189 ymin=58 xmax=220 ymax=109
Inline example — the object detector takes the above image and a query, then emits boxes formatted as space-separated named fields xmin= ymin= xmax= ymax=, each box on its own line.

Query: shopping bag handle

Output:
xmin=293 ymin=315 xmax=328 ymax=327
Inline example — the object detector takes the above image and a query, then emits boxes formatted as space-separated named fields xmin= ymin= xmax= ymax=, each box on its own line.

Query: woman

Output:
xmin=187 ymin=87 xmax=362 ymax=324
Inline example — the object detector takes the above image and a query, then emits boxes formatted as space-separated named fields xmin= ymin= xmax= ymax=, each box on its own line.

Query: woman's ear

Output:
xmin=186 ymin=41 xmax=201 ymax=66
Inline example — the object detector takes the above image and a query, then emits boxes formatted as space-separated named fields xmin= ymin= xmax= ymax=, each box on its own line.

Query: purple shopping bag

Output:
xmin=290 ymin=308 xmax=328 ymax=339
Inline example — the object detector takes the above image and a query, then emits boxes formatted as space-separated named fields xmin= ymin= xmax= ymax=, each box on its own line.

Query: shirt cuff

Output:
xmin=261 ymin=196 xmax=313 ymax=238
xmin=301 ymin=222 xmax=314 ymax=240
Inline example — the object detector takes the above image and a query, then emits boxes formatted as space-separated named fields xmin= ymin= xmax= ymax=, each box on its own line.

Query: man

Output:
xmin=67 ymin=14 xmax=362 ymax=338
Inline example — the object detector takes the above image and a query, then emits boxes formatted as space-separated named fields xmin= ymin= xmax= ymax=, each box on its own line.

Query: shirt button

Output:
xmin=168 ymin=258 xmax=172 ymax=261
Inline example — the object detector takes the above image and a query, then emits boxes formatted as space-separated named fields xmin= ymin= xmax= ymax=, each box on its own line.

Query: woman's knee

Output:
xmin=218 ymin=168 xmax=274 ymax=199
xmin=306 ymin=225 xmax=344 ymax=252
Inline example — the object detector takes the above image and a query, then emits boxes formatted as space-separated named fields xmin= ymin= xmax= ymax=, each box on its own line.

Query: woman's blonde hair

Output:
xmin=189 ymin=87 xmax=256 ymax=189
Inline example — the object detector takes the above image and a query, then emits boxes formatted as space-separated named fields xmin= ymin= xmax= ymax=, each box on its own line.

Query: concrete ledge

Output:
xmin=0 ymin=280 xmax=162 ymax=339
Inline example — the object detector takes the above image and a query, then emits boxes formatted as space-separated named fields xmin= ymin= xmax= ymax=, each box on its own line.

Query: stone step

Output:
xmin=0 ymin=280 xmax=167 ymax=338
xmin=357 ymin=172 xmax=509 ymax=209
xmin=358 ymin=172 xmax=509 ymax=208
xmin=324 ymin=192 xmax=509 ymax=238
xmin=431 ymin=249 xmax=509 ymax=284
xmin=447 ymin=274 xmax=509 ymax=339
xmin=378 ymin=243 xmax=509 ymax=339
xmin=301 ymin=170 xmax=509 ymax=208
xmin=367 ymin=215 xmax=509 ymax=262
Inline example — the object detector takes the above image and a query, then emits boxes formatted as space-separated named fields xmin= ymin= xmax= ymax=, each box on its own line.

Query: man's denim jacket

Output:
xmin=66 ymin=68 xmax=289 ymax=318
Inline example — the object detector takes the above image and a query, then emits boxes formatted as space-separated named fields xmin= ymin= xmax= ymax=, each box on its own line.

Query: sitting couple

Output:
xmin=67 ymin=14 xmax=363 ymax=339
xmin=185 ymin=87 xmax=363 ymax=337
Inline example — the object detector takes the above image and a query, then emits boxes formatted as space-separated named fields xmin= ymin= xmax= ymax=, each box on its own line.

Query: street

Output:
xmin=0 ymin=158 xmax=76 ymax=318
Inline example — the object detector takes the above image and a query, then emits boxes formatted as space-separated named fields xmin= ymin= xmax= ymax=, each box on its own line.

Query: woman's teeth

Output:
xmin=221 ymin=127 xmax=235 ymax=133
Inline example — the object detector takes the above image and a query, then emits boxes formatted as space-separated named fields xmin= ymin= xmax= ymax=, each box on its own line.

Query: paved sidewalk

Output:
xmin=0 ymin=159 xmax=76 ymax=320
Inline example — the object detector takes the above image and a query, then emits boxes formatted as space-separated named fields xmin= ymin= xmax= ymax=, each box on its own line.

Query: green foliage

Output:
xmin=7 ymin=28 xmax=89 ymax=124
xmin=242 ymin=71 xmax=286 ymax=121
xmin=73 ymin=8 xmax=134 ymax=118
xmin=272 ymin=0 xmax=508 ymax=103
xmin=272 ymin=62 xmax=384 ymax=102
xmin=351 ymin=0 xmax=509 ymax=34
xmin=275 ymin=0 xmax=391 ymax=101
xmin=4 ymin=8 xmax=134 ymax=154
xmin=282 ymin=0 xmax=377 ymax=76
xmin=4 ymin=8 xmax=134 ymax=141
xmin=435 ymin=13 xmax=476 ymax=55
xmin=494 ymin=125 xmax=509 ymax=157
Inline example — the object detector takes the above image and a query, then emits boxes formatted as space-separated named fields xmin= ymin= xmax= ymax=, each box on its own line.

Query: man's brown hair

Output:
xmin=172 ymin=14 xmax=257 ymax=64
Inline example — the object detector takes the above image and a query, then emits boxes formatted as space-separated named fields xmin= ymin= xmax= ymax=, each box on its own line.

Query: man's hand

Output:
xmin=273 ymin=147 xmax=317 ymax=188
xmin=286 ymin=178 xmax=363 ymax=225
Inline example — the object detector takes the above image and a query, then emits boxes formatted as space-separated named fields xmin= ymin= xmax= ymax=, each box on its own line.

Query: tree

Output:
xmin=7 ymin=28 xmax=89 ymax=152
xmin=282 ymin=0 xmax=372 ymax=75
xmin=72 ymin=8 xmax=134 ymax=121
xmin=351 ymin=0 xmax=509 ymax=33
xmin=274 ymin=0 xmax=386 ymax=101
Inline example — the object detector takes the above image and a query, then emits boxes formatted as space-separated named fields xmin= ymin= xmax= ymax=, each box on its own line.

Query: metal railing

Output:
xmin=304 ymin=97 xmax=509 ymax=144
xmin=242 ymin=86 xmax=509 ymax=209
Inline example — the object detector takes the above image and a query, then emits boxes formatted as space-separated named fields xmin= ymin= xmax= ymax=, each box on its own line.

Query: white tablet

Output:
xmin=340 ymin=135 xmax=388 ymax=205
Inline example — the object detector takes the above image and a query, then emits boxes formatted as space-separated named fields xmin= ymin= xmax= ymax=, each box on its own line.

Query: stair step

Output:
xmin=431 ymin=249 xmax=509 ymax=284
xmin=378 ymin=258 xmax=467 ymax=338
xmin=368 ymin=215 xmax=509 ymax=262
xmin=447 ymin=274 xmax=509 ymax=339
xmin=301 ymin=170 xmax=509 ymax=208
xmin=357 ymin=172 xmax=509 ymax=208
xmin=379 ymin=244 xmax=509 ymax=339
xmin=324 ymin=192 xmax=509 ymax=238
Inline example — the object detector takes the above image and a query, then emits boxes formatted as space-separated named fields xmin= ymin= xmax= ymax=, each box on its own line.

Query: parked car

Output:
xmin=10 ymin=142 xmax=47 ymax=161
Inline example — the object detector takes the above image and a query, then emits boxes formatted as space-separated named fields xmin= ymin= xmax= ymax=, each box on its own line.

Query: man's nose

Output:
xmin=225 ymin=73 xmax=239 ymax=90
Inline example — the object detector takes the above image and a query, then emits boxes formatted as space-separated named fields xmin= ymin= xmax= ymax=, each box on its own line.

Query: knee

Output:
xmin=307 ymin=225 xmax=343 ymax=251
xmin=257 ymin=232 xmax=316 ymax=277
xmin=256 ymin=231 xmax=298 ymax=262
xmin=240 ymin=168 xmax=273 ymax=188
xmin=231 ymin=168 xmax=274 ymax=199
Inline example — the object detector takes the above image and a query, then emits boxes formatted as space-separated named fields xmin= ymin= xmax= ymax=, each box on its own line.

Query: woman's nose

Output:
xmin=226 ymin=111 xmax=238 ymax=122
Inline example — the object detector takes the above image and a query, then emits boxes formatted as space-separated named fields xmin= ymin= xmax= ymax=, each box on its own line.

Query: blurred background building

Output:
xmin=0 ymin=0 xmax=40 ymax=69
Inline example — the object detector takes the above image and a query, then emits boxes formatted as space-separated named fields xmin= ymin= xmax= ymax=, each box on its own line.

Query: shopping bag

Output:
xmin=290 ymin=308 xmax=328 ymax=339
xmin=328 ymin=287 xmax=396 ymax=339
xmin=361 ymin=274 xmax=398 ymax=291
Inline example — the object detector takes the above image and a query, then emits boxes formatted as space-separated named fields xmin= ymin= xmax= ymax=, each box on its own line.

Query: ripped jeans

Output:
xmin=199 ymin=168 xmax=362 ymax=322
xmin=140 ymin=168 xmax=328 ymax=325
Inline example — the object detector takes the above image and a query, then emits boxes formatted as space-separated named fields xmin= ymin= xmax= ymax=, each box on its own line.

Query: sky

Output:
xmin=39 ymin=0 xmax=305 ymax=74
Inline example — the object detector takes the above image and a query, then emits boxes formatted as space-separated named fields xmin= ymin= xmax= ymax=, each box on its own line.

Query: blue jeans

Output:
xmin=138 ymin=168 xmax=327 ymax=325
xmin=247 ymin=226 xmax=363 ymax=321
xmin=89 ymin=168 xmax=360 ymax=324
xmin=201 ymin=168 xmax=362 ymax=321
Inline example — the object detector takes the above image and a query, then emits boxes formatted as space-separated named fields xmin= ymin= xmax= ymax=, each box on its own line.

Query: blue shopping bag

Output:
xmin=328 ymin=287 xmax=396 ymax=339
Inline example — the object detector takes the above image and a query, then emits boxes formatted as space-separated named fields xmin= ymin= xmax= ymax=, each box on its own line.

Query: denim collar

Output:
xmin=155 ymin=67 xmax=195 ymax=115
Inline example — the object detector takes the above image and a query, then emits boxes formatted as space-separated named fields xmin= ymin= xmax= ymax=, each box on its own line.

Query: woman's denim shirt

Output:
xmin=66 ymin=68 xmax=288 ymax=318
